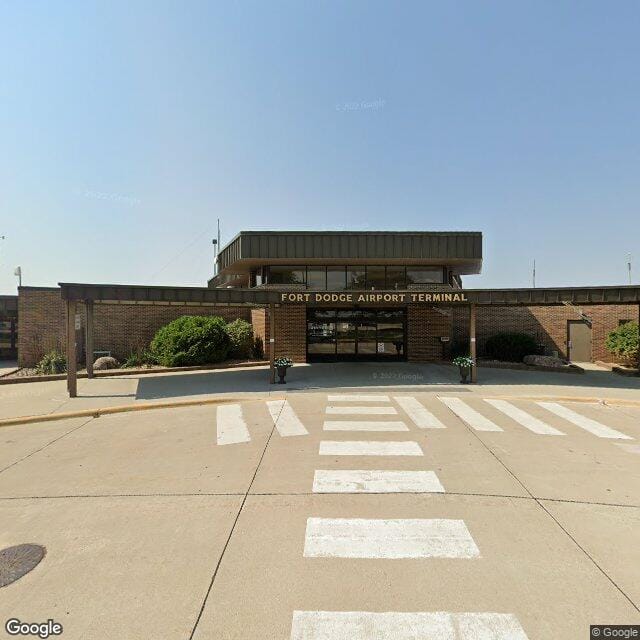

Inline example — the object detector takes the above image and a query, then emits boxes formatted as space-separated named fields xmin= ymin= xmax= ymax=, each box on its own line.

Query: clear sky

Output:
xmin=1 ymin=0 xmax=639 ymax=294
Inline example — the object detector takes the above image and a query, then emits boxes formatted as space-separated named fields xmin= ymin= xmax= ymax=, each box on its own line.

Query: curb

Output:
xmin=485 ymin=395 xmax=640 ymax=408
xmin=0 ymin=395 xmax=284 ymax=429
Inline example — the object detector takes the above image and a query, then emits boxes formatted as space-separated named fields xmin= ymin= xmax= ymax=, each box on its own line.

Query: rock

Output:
xmin=523 ymin=355 xmax=567 ymax=368
xmin=93 ymin=356 xmax=119 ymax=370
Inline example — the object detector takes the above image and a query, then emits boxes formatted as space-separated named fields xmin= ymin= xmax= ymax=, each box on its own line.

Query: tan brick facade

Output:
xmin=451 ymin=304 xmax=640 ymax=363
xmin=18 ymin=288 xmax=251 ymax=367
xmin=407 ymin=305 xmax=452 ymax=362
xmin=17 ymin=287 xmax=639 ymax=367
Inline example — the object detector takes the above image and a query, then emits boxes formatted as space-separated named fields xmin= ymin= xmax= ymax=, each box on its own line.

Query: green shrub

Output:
xmin=122 ymin=348 xmax=158 ymax=369
xmin=224 ymin=319 xmax=254 ymax=359
xmin=605 ymin=321 xmax=639 ymax=365
xmin=150 ymin=316 xmax=231 ymax=367
xmin=36 ymin=350 xmax=67 ymax=374
xmin=484 ymin=332 xmax=538 ymax=362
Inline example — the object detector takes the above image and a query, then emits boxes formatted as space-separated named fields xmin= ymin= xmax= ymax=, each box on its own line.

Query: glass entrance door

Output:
xmin=307 ymin=308 xmax=406 ymax=361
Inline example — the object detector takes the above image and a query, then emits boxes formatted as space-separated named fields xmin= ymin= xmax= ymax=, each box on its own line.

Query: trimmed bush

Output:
xmin=122 ymin=348 xmax=158 ymax=369
xmin=150 ymin=316 xmax=231 ymax=367
xmin=605 ymin=321 xmax=639 ymax=365
xmin=484 ymin=332 xmax=538 ymax=363
xmin=36 ymin=350 xmax=66 ymax=374
xmin=225 ymin=319 xmax=254 ymax=359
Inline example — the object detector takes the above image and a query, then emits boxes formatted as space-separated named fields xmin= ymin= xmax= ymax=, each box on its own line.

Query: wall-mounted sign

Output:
xmin=279 ymin=291 xmax=470 ymax=305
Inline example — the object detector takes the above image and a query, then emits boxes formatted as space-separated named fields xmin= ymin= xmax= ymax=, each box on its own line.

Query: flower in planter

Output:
xmin=274 ymin=357 xmax=293 ymax=367
xmin=452 ymin=355 xmax=474 ymax=368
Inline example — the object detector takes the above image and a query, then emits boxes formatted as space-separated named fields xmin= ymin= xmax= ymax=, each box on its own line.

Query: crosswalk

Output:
xmin=215 ymin=394 xmax=634 ymax=445
xmin=295 ymin=392 xmax=527 ymax=639
xmin=211 ymin=393 xmax=635 ymax=637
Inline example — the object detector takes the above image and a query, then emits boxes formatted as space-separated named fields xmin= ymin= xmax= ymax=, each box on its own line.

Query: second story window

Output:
xmin=268 ymin=266 xmax=306 ymax=285
xmin=406 ymin=267 xmax=444 ymax=284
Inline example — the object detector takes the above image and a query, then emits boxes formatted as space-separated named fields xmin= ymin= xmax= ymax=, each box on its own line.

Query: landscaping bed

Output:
xmin=0 ymin=359 xmax=269 ymax=385
xmin=477 ymin=359 xmax=584 ymax=374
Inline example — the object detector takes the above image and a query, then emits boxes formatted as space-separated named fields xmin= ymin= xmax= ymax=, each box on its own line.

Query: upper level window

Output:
xmin=326 ymin=266 xmax=346 ymax=290
xmin=366 ymin=266 xmax=386 ymax=289
xmin=346 ymin=267 xmax=366 ymax=289
xmin=406 ymin=267 xmax=444 ymax=284
xmin=307 ymin=267 xmax=327 ymax=290
xmin=268 ymin=266 xmax=306 ymax=285
xmin=386 ymin=266 xmax=406 ymax=289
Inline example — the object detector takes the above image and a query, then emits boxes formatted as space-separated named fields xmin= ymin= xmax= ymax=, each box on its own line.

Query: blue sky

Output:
xmin=1 ymin=0 xmax=639 ymax=293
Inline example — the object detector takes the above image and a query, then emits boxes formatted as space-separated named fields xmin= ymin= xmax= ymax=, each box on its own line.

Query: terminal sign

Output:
xmin=279 ymin=291 xmax=470 ymax=304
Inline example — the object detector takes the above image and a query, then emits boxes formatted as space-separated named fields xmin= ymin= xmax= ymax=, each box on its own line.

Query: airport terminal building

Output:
xmin=5 ymin=230 xmax=640 ymax=396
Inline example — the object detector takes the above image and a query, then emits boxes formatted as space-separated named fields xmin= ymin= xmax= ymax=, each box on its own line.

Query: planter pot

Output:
xmin=458 ymin=365 xmax=471 ymax=384
xmin=276 ymin=365 xmax=290 ymax=384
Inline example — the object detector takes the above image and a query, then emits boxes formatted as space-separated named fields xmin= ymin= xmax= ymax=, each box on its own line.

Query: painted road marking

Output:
xmin=312 ymin=470 xmax=445 ymax=493
xmin=615 ymin=443 xmax=640 ymax=454
xmin=303 ymin=518 xmax=480 ymax=559
xmin=326 ymin=405 xmax=398 ymax=415
xmin=439 ymin=396 xmax=503 ymax=432
xmin=328 ymin=394 xmax=390 ymax=402
xmin=538 ymin=402 xmax=633 ymax=440
xmin=394 ymin=396 xmax=445 ymax=428
xmin=323 ymin=421 xmax=409 ymax=432
xmin=290 ymin=611 xmax=529 ymax=639
xmin=319 ymin=441 xmax=423 ymax=456
xmin=266 ymin=400 xmax=309 ymax=437
xmin=216 ymin=404 xmax=250 ymax=445
xmin=485 ymin=399 xmax=565 ymax=435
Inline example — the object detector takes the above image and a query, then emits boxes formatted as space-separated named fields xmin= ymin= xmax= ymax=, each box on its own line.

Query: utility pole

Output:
xmin=14 ymin=266 xmax=22 ymax=287
xmin=532 ymin=259 xmax=536 ymax=288
xmin=628 ymin=254 xmax=632 ymax=285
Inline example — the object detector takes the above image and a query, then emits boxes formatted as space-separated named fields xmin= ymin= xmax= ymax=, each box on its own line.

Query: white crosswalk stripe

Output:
xmin=323 ymin=420 xmax=409 ymax=432
xmin=327 ymin=394 xmax=390 ymax=402
xmin=326 ymin=405 xmax=398 ymax=415
xmin=485 ymin=399 xmax=565 ymax=435
xmin=290 ymin=611 xmax=530 ymax=639
xmin=266 ymin=400 xmax=309 ymax=437
xmin=319 ymin=440 xmax=423 ymax=456
xmin=538 ymin=402 xmax=632 ymax=440
xmin=303 ymin=518 xmax=480 ymax=558
xmin=312 ymin=470 xmax=445 ymax=493
xmin=439 ymin=396 xmax=503 ymax=432
xmin=394 ymin=396 xmax=445 ymax=428
xmin=216 ymin=404 xmax=250 ymax=445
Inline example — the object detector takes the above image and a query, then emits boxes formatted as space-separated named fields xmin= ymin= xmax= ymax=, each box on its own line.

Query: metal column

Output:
xmin=66 ymin=299 xmax=77 ymax=397
xmin=85 ymin=300 xmax=94 ymax=379
xmin=269 ymin=304 xmax=275 ymax=384
xmin=470 ymin=303 xmax=477 ymax=383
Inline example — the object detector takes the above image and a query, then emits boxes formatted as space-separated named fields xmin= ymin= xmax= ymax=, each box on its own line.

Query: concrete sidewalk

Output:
xmin=0 ymin=362 xmax=639 ymax=423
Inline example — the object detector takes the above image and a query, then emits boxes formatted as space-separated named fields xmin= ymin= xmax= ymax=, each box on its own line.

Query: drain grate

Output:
xmin=0 ymin=544 xmax=46 ymax=587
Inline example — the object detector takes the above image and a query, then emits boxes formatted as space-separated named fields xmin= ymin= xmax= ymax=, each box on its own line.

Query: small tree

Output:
xmin=605 ymin=321 xmax=639 ymax=366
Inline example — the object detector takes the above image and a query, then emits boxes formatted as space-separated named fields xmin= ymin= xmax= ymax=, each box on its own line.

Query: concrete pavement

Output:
xmin=0 ymin=390 xmax=638 ymax=638
xmin=1 ymin=362 xmax=640 ymax=423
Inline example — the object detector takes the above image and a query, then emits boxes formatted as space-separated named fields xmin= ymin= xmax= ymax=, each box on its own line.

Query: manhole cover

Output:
xmin=0 ymin=544 xmax=46 ymax=587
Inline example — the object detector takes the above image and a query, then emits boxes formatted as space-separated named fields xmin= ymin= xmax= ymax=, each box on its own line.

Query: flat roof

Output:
xmin=216 ymin=230 xmax=483 ymax=277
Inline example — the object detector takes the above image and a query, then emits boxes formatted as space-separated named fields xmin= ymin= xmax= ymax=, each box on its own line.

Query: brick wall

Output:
xmin=18 ymin=288 xmax=67 ymax=367
xmin=451 ymin=304 xmax=640 ymax=363
xmin=92 ymin=304 xmax=251 ymax=362
xmin=273 ymin=305 xmax=307 ymax=362
xmin=18 ymin=288 xmax=252 ymax=366
xmin=250 ymin=308 xmax=268 ymax=359
xmin=407 ymin=305 xmax=452 ymax=362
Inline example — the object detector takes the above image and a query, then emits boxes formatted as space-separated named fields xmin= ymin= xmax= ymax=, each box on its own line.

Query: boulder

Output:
xmin=93 ymin=356 xmax=119 ymax=370
xmin=523 ymin=355 xmax=566 ymax=368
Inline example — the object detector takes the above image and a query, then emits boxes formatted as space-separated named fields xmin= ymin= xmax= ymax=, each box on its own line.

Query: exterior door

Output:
xmin=567 ymin=320 xmax=592 ymax=362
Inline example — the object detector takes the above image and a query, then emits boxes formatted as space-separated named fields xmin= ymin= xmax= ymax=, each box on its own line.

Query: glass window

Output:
xmin=346 ymin=267 xmax=366 ymax=289
xmin=406 ymin=267 xmax=443 ymax=284
xmin=307 ymin=267 xmax=327 ymax=290
xmin=326 ymin=266 xmax=346 ymax=290
xmin=268 ymin=266 xmax=306 ymax=285
xmin=386 ymin=266 xmax=405 ymax=289
xmin=366 ymin=266 xmax=386 ymax=289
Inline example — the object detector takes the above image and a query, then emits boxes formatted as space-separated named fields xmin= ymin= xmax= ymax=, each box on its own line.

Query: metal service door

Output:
xmin=567 ymin=320 xmax=592 ymax=362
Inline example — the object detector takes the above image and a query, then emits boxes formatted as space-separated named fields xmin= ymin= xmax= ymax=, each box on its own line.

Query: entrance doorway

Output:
xmin=307 ymin=308 xmax=406 ymax=362
xmin=567 ymin=320 xmax=592 ymax=362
